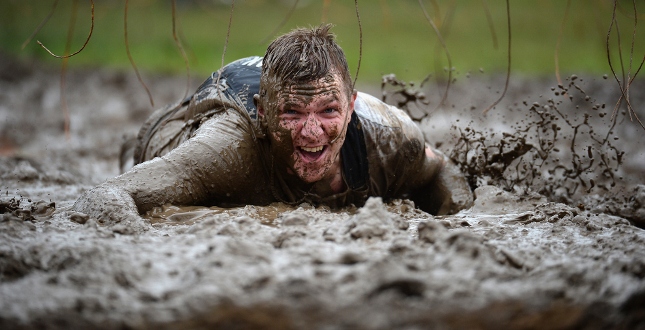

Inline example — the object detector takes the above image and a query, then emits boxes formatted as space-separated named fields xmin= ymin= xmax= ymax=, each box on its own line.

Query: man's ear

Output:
xmin=349 ymin=90 xmax=358 ymax=116
xmin=254 ymin=94 xmax=264 ymax=117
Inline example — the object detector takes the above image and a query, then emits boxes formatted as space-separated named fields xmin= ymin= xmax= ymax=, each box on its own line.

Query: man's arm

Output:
xmin=409 ymin=145 xmax=474 ymax=215
xmin=73 ymin=144 xmax=215 ymax=230
xmin=73 ymin=109 xmax=268 ymax=229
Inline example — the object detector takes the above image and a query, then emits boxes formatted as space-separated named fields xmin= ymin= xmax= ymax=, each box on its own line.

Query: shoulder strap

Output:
xmin=341 ymin=112 xmax=370 ymax=190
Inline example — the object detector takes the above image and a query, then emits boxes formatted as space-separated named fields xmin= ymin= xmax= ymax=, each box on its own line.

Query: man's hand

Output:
xmin=73 ymin=184 xmax=150 ymax=234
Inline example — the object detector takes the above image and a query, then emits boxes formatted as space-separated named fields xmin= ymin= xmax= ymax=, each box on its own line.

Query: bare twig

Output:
xmin=623 ymin=0 xmax=644 ymax=128
xmin=606 ymin=0 xmax=644 ymax=130
xmin=330 ymin=0 xmax=363 ymax=145
xmin=37 ymin=0 xmax=94 ymax=59
xmin=418 ymin=0 xmax=451 ymax=110
xmin=124 ymin=0 xmax=154 ymax=107
xmin=216 ymin=0 xmax=235 ymax=90
xmin=480 ymin=0 xmax=498 ymax=49
xmin=21 ymin=0 xmax=59 ymax=50
xmin=482 ymin=0 xmax=511 ymax=115
xmin=209 ymin=0 xmax=236 ymax=122
xmin=352 ymin=0 xmax=363 ymax=90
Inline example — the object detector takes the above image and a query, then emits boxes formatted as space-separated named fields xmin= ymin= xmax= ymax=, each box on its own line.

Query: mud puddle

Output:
xmin=1 ymin=57 xmax=644 ymax=329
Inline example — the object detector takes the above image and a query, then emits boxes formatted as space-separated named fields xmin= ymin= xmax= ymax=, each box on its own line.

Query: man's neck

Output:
xmin=311 ymin=161 xmax=346 ymax=196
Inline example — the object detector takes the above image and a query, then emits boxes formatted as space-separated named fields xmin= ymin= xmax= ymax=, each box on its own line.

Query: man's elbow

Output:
xmin=413 ymin=148 xmax=474 ymax=215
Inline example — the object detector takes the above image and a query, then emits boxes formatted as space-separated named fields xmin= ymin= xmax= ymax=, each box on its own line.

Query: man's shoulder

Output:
xmin=354 ymin=92 xmax=427 ymax=197
xmin=354 ymin=91 xmax=425 ymax=163
xmin=190 ymin=56 xmax=264 ymax=120
xmin=354 ymin=92 xmax=417 ymax=131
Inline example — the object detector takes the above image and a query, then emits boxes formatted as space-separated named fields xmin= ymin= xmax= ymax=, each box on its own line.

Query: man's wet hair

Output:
xmin=260 ymin=24 xmax=353 ymax=100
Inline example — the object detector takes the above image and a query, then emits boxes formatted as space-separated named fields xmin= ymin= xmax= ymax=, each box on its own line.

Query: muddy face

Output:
xmin=259 ymin=73 xmax=356 ymax=186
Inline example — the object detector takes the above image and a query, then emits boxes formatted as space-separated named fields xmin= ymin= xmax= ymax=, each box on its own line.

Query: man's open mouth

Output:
xmin=299 ymin=145 xmax=326 ymax=161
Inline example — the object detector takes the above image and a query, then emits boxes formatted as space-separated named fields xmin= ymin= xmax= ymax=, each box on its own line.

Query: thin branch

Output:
xmin=613 ymin=3 xmax=628 ymax=102
xmin=37 ymin=0 xmax=94 ymax=59
xmin=330 ymin=0 xmax=362 ymax=145
xmin=124 ymin=0 xmax=154 ymax=107
xmin=480 ymin=0 xmax=498 ymax=49
xmin=429 ymin=0 xmax=441 ymax=25
xmin=607 ymin=0 xmax=635 ymax=124
xmin=212 ymin=0 xmax=236 ymax=121
xmin=623 ymin=0 xmax=643 ymax=128
xmin=626 ymin=0 xmax=637 ymax=84
xmin=21 ymin=0 xmax=60 ymax=50
xmin=418 ymin=0 xmax=451 ymax=110
xmin=607 ymin=0 xmax=622 ymax=115
xmin=216 ymin=0 xmax=235 ymax=87
xmin=608 ymin=0 xmax=645 ymax=129
xmin=352 ymin=0 xmax=363 ymax=90
xmin=482 ymin=0 xmax=511 ymax=115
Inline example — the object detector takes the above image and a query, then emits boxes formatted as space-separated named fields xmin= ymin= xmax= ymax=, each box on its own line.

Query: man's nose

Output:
xmin=300 ymin=114 xmax=324 ymax=139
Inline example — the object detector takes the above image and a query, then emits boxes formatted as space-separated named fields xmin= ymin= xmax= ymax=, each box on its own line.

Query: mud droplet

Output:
xmin=70 ymin=212 xmax=90 ymax=224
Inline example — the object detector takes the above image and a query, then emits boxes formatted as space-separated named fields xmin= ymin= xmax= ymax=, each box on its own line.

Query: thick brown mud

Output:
xmin=1 ymin=55 xmax=644 ymax=329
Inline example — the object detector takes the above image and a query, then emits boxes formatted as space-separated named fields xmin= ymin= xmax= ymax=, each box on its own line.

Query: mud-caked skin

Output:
xmin=73 ymin=27 xmax=473 ymax=228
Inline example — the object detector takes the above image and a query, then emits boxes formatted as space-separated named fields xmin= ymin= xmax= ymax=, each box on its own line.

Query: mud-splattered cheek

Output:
xmin=279 ymin=119 xmax=299 ymax=132
xmin=326 ymin=123 xmax=341 ymax=141
xmin=278 ymin=120 xmax=300 ymax=149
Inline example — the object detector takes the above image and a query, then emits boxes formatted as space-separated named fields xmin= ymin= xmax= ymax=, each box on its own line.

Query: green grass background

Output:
xmin=2 ymin=0 xmax=644 ymax=86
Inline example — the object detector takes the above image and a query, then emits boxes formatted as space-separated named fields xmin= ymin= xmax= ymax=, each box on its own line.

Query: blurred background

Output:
xmin=2 ymin=0 xmax=644 ymax=89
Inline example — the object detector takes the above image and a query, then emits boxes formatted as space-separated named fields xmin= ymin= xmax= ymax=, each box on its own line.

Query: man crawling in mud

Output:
xmin=74 ymin=25 xmax=473 ymax=226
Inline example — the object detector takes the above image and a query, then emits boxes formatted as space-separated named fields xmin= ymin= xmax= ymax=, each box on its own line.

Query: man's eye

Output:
xmin=284 ymin=109 xmax=298 ymax=115
xmin=323 ymin=108 xmax=337 ymax=114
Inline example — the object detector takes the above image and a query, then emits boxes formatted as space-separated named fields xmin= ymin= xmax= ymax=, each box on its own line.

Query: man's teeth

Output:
xmin=301 ymin=146 xmax=323 ymax=153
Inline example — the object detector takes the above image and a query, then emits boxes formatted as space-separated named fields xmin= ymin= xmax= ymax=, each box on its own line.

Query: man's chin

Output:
xmin=291 ymin=153 xmax=331 ymax=183
xmin=296 ymin=172 xmax=325 ymax=184
xmin=292 ymin=167 xmax=327 ymax=184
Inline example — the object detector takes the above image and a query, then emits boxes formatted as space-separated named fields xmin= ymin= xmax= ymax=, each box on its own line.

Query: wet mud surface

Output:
xmin=1 ymin=56 xmax=645 ymax=329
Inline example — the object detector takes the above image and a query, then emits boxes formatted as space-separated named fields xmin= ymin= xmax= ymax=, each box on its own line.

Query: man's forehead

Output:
xmin=279 ymin=92 xmax=340 ymax=108
xmin=272 ymin=73 xmax=346 ymax=97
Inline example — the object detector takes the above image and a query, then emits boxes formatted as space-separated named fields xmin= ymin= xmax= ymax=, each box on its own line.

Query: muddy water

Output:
xmin=1 ymin=60 xmax=644 ymax=329
xmin=146 ymin=203 xmax=304 ymax=226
